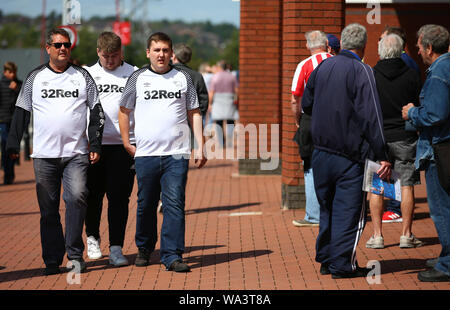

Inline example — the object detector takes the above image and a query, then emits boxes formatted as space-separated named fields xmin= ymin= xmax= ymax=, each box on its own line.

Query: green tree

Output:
xmin=220 ymin=28 xmax=239 ymax=70
xmin=70 ymin=26 xmax=99 ymax=65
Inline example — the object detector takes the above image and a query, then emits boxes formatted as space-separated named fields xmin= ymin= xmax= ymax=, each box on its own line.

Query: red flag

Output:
xmin=113 ymin=21 xmax=131 ymax=45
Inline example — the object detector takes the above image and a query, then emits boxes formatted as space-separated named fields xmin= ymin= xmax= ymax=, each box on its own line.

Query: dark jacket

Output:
xmin=0 ymin=75 xmax=22 ymax=123
xmin=173 ymin=63 xmax=209 ymax=115
xmin=302 ymin=50 xmax=388 ymax=163
xmin=373 ymin=58 xmax=421 ymax=143
xmin=401 ymin=52 xmax=420 ymax=75
xmin=293 ymin=113 xmax=313 ymax=169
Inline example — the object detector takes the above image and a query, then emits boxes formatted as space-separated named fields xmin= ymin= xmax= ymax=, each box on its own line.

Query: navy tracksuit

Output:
xmin=302 ymin=50 xmax=388 ymax=274
xmin=312 ymin=150 xmax=367 ymax=273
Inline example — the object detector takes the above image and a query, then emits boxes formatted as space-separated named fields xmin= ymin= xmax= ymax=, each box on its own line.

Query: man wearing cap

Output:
xmin=326 ymin=34 xmax=340 ymax=55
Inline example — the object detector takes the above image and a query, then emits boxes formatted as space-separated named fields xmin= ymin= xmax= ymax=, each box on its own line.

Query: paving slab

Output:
xmin=1 ymin=154 xmax=449 ymax=298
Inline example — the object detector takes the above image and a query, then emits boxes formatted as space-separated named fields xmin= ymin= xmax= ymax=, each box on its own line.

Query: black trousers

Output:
xmin=85 ymin=145 xmax=135 ymax=247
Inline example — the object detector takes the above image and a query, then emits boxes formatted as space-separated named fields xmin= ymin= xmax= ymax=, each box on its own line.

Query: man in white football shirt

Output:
xmin=6 ymin=28 xmax=104 ymax=275
xmin=84 ymin=32 xmax=137 ymax=266
xmin=119 ymin=32 xmax=206 ymax=272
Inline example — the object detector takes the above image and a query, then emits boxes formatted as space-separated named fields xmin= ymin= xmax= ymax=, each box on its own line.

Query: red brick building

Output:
xmin=238 ymin=0 xmax=450 ymax=209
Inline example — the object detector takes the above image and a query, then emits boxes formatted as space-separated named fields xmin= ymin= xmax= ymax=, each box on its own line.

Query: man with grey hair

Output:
xmin=366 ymin=33 xmax=422 ymax=251
xmin=301 ymin=23 xmax=391 ymax=278
xmin=291 ymin=30 xmax=332 ymax=228
xmin=402 ymin=24 xmax=450 ymax=282
xmin=305 ymin=30 xmax=328 ymax=51
xmin=380 ymin=27 xmax=420 ymax=75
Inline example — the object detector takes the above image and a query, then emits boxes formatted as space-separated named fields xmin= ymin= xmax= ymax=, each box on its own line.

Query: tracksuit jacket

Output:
xmin=302 ymin=50 xmax=388 ymax=164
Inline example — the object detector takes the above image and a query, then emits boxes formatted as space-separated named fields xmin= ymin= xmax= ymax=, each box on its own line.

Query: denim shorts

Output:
xmin=386 ymin=138 xmax=420 ymax=186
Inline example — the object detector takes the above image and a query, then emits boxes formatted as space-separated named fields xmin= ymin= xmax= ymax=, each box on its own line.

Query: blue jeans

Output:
xmin=134 ymin=156 xmax=189 ymax=268
xmin=0 ymin=122 xmax=15 ymax=183
xmin=304 ymin=167 xmax=320 ymax=223
xmin=425 ymin=161 xmax=450 ymax=275
xmin=33 ymin=154 xmax=89 ymax=267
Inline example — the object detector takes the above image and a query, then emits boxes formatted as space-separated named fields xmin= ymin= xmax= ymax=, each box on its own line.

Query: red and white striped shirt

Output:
xmin=291 ymin=52 xmax=333 ymax=97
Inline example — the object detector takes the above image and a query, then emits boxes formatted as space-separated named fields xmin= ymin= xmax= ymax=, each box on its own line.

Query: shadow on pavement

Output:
xmin=186 ymin=249 xmax=273 ymax=269
xmin=187 ymin=202 xmax=261 ymax=214
xmin=379 ymin=258 xmax=432 ymax=274
xmin=0 ymin=246 xmax=271 ymax=282
xmin=0 ymin=211 xmax=40 ymax=218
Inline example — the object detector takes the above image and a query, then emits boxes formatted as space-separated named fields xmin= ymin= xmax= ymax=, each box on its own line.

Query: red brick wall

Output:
xmin=239 ymin=0 xmax=283 ymax=164
xmin=282 ymin=0 xmax=345 ymax=189
xmin=239 ymin=1 xmax=450 ymax=208
xmin=346 ymin=3 xmax=450 ymax=77
xmin=239 ymin=0 xmax=345 ymax=208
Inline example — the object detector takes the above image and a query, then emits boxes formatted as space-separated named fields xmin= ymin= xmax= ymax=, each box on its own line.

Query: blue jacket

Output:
xmin=408 ymin=52 xmax=450 ymax=170
xmin=401 ymin=52 xmax=420 ymax=75
xmin=302 ymin=50 xmax=388 ymax=163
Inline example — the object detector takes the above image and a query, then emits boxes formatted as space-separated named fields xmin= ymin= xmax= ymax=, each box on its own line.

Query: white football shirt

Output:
xmin=120 ymin=66 xmax=199 ymax=157
xmin=85 ymin=61 xmax=138 ymax=145
xmin=16 ymin=63 xmax=101 ymax=158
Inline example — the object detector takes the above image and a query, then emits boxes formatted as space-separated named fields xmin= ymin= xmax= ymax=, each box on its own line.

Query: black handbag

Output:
xmin=432 ymin=139 xmax=450 ymax=195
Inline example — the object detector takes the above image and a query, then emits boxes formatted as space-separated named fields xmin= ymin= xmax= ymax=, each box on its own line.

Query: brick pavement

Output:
xmin=1 ymin=153 xmax=449 ymax=292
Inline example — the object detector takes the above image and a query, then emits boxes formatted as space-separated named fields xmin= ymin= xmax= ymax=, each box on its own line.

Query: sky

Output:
xmin=0 ymin=0 xmax=240 ymax=26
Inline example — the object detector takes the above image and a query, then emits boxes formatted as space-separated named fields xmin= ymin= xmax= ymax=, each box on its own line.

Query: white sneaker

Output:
xmin=366 ymin=235 xmax=384 ymax=249
xmin=87 ymin=236 xmax=102 ymax=259
xmin=399 ymin=234 xmax=423 ymax=248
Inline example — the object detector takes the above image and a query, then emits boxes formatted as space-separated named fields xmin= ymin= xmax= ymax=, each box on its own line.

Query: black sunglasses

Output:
xmin=49 ymin=42 xmax=71 ymax=49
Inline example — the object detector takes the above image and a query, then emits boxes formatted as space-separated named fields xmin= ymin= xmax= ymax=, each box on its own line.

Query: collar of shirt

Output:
xmin=426 ymin=52 xmax=450 ymax=75
xmin=341 ymin=49 xmax=362 ymax=61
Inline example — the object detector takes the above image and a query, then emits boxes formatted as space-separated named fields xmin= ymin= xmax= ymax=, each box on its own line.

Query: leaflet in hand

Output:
xmin=363 ymin=159 xmax=401 ymax=202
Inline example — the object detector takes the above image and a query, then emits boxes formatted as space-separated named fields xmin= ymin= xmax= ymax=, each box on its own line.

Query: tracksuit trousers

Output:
xmin=312 ymin=149 xmax=367 ymax=274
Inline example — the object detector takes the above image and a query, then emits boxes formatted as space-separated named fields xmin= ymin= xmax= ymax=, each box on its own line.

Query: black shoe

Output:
xmin=332 ymin=267 xmax=371 ymax=279
xmin=67 ymin=258 xmax=86 ymax=273
xmin=3 ymin=177 xmax=14 ymax=185
xmin=418 ymin=268 xmax=450 ymax=282
xmin=425 ymin=257 xmax=438 ymax=268
xmin=320 ymin=264 xmax=331 ymax=275
xmin=167 ymin=260 xmax=191 ymax=272
xmin=135 ymin=248 xmax=151 ymax=267
xmin=44 ymin=265 xmax=61 ymax=276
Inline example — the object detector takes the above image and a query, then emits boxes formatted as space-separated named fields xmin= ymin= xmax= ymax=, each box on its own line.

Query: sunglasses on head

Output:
xmin=49 ymin=42 xmax=71 ymax=49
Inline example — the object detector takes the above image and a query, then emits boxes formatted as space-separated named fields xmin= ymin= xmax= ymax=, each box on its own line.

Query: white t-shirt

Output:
xmin=16 ymin=63 xmax=101 ymax=158
xmin=85 ymin=61 xmax=138 ymax=145
xmin=120 ymin=66 xmax=199 ymax=157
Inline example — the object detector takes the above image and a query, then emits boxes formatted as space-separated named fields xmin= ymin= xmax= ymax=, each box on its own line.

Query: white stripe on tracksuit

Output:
xmin=351 ymin=192 xmax=367 ymax=271
xmin=349 ymin=63 xmax=381 ymax=272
